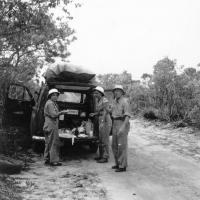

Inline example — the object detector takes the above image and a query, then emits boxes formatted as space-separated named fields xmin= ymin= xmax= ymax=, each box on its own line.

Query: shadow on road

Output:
xmin=60 ymin=144 xmax=96 ymax=161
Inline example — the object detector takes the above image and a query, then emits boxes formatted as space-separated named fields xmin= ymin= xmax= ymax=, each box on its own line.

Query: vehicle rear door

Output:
xmin=2 ymin=83 xmax=35 ymax=128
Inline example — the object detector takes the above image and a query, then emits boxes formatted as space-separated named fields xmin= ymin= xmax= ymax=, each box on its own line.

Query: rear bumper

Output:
xmin=32 ymin=136 xmax=45 ymax=141
xmin=32 ymin=135 xmax=98 ymax=145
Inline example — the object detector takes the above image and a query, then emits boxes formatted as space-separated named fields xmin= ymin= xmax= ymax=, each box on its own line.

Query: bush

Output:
xmin=143 ymin=108 xmax=158 ymax=120
xmin=188 ymin=105 xmax=200 ymax=128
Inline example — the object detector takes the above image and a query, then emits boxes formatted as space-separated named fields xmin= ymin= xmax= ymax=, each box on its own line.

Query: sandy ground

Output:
xmin=6 ymin=118 xmax=200 ymax=200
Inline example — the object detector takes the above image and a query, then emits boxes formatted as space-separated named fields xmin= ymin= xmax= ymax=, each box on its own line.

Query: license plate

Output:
xmin=67 ymin=109 xmax=78 ymax=115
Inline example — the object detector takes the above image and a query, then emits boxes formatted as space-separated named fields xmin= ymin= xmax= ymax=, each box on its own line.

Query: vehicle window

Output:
xmin=8 ymin=85 xmax=24 ymax=100
xmin=24 ymin=89 xmax=32 ymax=101
xmin=57 ymin=92 xmax=86 ymax=103
xmin=8 ymin=85 xmax=32 ymax=101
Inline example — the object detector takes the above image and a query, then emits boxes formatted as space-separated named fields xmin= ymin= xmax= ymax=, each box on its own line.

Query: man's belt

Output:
xmin=112 ymin=116 xmax=125 ymax=121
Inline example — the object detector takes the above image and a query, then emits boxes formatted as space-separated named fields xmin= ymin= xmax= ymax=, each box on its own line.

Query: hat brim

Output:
xmin=93 ymin=89 xmax=104 ymax=96
xmin=112 ymin=88 xmax=125 ymax=94
xmin=48 ymin=92 xmax=60 ymax=98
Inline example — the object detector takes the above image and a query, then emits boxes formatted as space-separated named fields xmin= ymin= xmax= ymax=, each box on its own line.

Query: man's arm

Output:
xmin=118 ymin=99 xmax=131 ymax=133
xmin=46 ymin=103 xmax=66 ymax=119
xmin=123 ymin=115 xmax=130 ymax=126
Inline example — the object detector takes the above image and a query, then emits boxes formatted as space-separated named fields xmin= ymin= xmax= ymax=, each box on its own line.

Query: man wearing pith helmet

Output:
xmin=111 ymin=85 xmax=131 ymax=172
xmin=43 ymin=88 xmax=68 ymax=166
xmin=90 ymin=86 xmax=112 ymax=163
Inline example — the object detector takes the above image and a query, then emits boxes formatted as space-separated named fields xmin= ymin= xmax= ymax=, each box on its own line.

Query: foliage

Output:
xmin=97 ymin=57 xmax=200 ymax=127
xmin=142 ymin=107 xmax=158 ymax=120
xmin=140 ymin=57 xmax=200 ymax=124
xmin=188 ymin=105 xmax=200 ymax=127
xmin=0 ymin=0 xmax=76 ymax=87
xmin=97 ymin=70 xmax=132 ymax=91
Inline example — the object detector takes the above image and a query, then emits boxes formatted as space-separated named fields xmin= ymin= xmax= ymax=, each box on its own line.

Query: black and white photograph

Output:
xmin=0 ymin=0 xmax=200 ymax=199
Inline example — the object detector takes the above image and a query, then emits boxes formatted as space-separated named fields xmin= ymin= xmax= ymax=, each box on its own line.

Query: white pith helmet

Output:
xmin=113 ymin=85 xmax=125 ymax=94
xmin=48 ymin=88 xmax=60 ymax=98
xmin=93 ymin=86 xmax=104 ymax=96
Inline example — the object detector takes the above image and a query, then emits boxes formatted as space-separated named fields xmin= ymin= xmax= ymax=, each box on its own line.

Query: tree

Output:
xmin=184 ymin=67 xmax=196 ymax=78
xmin=97 ymin=70 xmax=132 ymax=92
xmin=141 ymin=73 xmax=152 ymax=88
xmin=151 ymin=57 xmax=178 ymax=120
xmin=0 ymin=0 xmax=76 ymax=85
xmin=141 ymin=73 xmax=152 ymax=80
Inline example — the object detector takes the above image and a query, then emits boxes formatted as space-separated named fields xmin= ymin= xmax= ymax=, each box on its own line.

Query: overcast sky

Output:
xmin=66 ymin=0 xmax=200 ymax=79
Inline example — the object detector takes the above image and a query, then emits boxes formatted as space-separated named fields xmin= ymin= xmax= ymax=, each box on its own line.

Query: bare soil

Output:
xmin=1 ymin=118 xmax=200 ymax=200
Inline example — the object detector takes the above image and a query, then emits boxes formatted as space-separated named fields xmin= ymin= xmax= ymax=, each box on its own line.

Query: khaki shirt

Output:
xmin=112 ymin=96 xmax=131 ymax=119
xmin=43 ymin=99 xmax=59 ymax=130
xmin=96 ymin=97 xmax=112 ymax=125
xmin=96 ymin=97 xmax=109 ymax=115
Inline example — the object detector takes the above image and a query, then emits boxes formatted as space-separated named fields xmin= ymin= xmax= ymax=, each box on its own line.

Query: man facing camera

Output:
xmin=111 ymin=85 xmax=131 ymax=172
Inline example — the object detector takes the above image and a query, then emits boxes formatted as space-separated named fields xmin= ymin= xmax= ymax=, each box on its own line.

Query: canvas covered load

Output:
xmin=44 ymin=63 xmax=96 ymax=84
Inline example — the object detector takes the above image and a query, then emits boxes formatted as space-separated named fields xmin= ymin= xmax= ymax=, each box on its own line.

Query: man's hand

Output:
xmin=118 ymin=125 xmax=125 ymax=135
xmin=118 ymin=116 xmax=130 ymax=135
xmin=59 ymin=110 xmax=68 ymax=115
xmin=89 ymin=113 xmax=96 ymax=117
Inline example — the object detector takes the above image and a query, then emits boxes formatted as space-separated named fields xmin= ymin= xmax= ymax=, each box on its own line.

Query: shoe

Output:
xmin=115 ymin=167 xmax=126 ymax=172
xmin=97 ymin=158 xmax=108 ymax=163
xmin=44 ymin=160 xmax=50 ymax=165
xmin=50 ymin=162 xmax=62 ymax=166
xmin=94 ymin=157 xmax=102 ymax=161
xmin=111 ymin=165 xmax=119 ymax=169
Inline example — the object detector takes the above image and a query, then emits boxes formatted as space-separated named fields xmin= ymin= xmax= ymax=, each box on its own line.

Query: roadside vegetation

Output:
xmin=0 ymin=0 xmax=77 ymax=95
xmin=98 ymin=57 xmax=200 ymax=128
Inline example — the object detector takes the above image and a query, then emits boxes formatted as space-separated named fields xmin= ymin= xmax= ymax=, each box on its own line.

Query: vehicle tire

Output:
xmin=89 ymin=143 xmax=98 ymax=153
xmin=2 ymin=109 xmax=9 ymax=128
xmin=32 ymin=141 xmax=44 ymax=154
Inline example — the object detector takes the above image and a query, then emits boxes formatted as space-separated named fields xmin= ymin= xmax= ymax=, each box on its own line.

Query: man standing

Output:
xmin=111 ymin=85 xmax=131 ymax=172
xmin=90 ymin=86 xmax=112 ymax=163
xmin=43 ymin=88 xmax=67 ymax=166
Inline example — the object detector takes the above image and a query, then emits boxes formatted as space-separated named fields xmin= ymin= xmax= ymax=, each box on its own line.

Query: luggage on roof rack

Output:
xmin=44 ymin=63 xmax=96 ymax=84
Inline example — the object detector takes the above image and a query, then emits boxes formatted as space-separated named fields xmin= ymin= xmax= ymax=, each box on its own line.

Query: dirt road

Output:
xmin=10 ymin=118 xmax=200 ymax=200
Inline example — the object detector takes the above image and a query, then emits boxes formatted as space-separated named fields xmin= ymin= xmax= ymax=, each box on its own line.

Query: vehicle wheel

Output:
xmin=2 ymin=109 xmax=9 ymax=128
xmin=89 ymin=143 xmax=98 ymax=153
xmin=32 ymin=141 xmax=44 ymax=153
